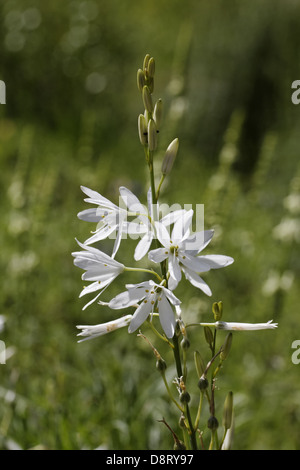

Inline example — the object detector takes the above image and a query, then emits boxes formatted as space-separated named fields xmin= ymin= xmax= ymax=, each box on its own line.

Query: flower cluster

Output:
xmin=73 ymin=53 xmax=277 ymax=343
xmin=72 ymin=184 xmax=234 ymax=339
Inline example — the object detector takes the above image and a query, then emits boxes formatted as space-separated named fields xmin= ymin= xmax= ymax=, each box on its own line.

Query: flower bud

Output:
xmin=212 ymin=301 xmax=223 ymax=321
xmin=147 ymin=57 xmax=155 ymax=78
xmin=222 ymin=391 xmax=233 ymax=430
xmin=220 ymin=332 xmax=233 ymax=361
xmin=137 ymin=68 xmax=145 ymax=92
xmin=153 ymin=99 xmax=163 ymax=130
xmin=207 ymin=415 xmax=219 ymax=431
xmin=143 ymin=53 xmax=151 ymax=73
xmin=138 ymin=114 xmax=147 ymax=145
xmin=161 ymin=138 xmax=179 ymax=175
xmin=142 ymin=85 xmax=153 ymax=113
xmin=147 ymin=119 xmax=157 ymax=151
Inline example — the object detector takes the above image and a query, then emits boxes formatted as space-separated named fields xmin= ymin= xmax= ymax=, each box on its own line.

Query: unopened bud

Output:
xmin=143 ymin=54 xmax=151 ymax=73
xmin=161 ymin=138 xmax=179 ymax=175
xmin=153 ymin=99 xmax=163 ymax=130
xmin=142 ymin=85 xmax=153 ymax=113
xmin=223 ymin=391 xmax=233 ymax=430
xmin=212 ymin=301 xmax=223 ymax=321
xmin=220 ymin=332 xmax=233 ymax=361
xmin=148 ymin=119 xmax=157 ymax=151
xmin=138 ymin=114 xmax=147 ymax=145
xmin=207 ymin=415 xmax=219 ymax=431
xmin=137 ymin=68 xmax=145 ymax=92
xmin=147 ymin=57 xmax=155 ymax=78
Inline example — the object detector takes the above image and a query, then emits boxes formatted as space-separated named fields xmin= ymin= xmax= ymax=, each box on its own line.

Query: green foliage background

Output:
xmin=0 ymin=0 xmax=300 ymax=450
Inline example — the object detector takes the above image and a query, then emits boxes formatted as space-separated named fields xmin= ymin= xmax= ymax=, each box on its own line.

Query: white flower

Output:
xmin=76 ymin=315 xmax=133 ymax=342
xmin=78 ymin=185 xmax=185 ymax=261
xmin=77 ymin=186 xmax=129 ymax=258
xmin=72 ymin=240 xmax=124 ymax=310
xmin=148 ymin=210 xmax=234 ymax=294
xmin=123 ymin=187 xmax=187 ymax=261
xmin=108 ymin=280 xmax=181 ymax=338
xmin=215 ymin=320 xmax=278 ymax=331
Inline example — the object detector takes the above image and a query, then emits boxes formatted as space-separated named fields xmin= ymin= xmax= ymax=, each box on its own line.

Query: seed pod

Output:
xmin=197 ymin=375 xmax=209 ymax=391
xmin=156 ymin=357 xmax=167 ymax=372
xmin=208 ymin=415 xmax=219 ymax=431
xmin=179 ymin=390 xmax=191 ymax=404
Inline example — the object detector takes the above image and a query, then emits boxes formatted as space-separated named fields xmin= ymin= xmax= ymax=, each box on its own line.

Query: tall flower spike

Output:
xmin=72 ymin=240 xmax=125 ymax=310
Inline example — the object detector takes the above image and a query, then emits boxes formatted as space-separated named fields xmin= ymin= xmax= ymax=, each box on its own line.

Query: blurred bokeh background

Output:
xmin=0 ymin=0 xmax=300 ymax=450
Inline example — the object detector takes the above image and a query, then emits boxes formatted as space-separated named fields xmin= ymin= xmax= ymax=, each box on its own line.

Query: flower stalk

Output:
xmin=72 ymin=53 xmax=278 ymax=451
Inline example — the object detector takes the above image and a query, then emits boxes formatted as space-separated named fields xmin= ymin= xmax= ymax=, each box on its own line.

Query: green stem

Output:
xmin=194 ymin=391 xmax=204 ymax=430
xmin=124 ymin=266 xmax=162 ymax=283
xmin=161 ymin=371 xmax=184 ymax=413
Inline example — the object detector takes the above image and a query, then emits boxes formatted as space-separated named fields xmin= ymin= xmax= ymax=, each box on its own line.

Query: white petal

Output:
xmin=182 ymin=267 xmax=212 ymax=296
xmin=83 ymin=224 xmax=117 ymax=245
xmin=160 ymin=286 xmax=181 ymax=306
xmin=128 ymin=301 xmax=152 ymax=333
xmin=158 ymin=294 xmax=176 ymax=338
xmin=167 ymin=273 xmax=179 ymax=291
xmin=171 ymin=209 xmax=193 ymax=244
xmin=80 ymin=185 xmax=118 ymax=209
xmin=197 ymin=255 xmax=234 ymax=269
xmin=160 ymin=209 xmax=187 ymax=226
xmin=109 ymin=285 xmax=150 ymax=309
xmin=184 ymin=230 xmax=214 ymax=253
xmin=77 ymin=208 xmax=105 ymax=222
xmin=134 ymin=232 xmax=154 ymax=260
xmin=216 ymin=320 xmax=278 ymax=331
xmin=148 ymin=247 xmax=169 ymax=263
xmin=168 ymin=253 xmax=182 ymax=285
xmin=77 ymin=315 xmax=133 ymax=342
xmin=154 ymin=221 xmax=171 ymax=247
xmin=179 ymin=252 xmax=211 ymax=273
xmin=119 ymin=186 xmax=146 ymax=214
